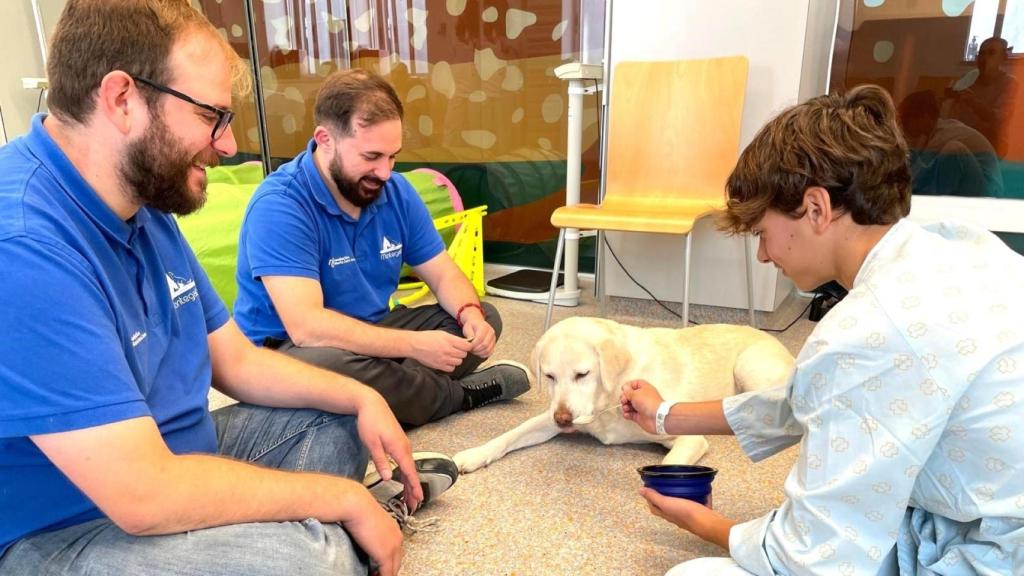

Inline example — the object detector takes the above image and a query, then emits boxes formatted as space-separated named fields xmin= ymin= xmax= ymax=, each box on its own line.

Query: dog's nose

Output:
xmin=553 ymin=406 xmax=574 ymax=428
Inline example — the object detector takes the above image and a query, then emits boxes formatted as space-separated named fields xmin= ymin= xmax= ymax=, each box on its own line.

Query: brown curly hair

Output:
xmin=719 ymin=85 xmax=911 ymax=234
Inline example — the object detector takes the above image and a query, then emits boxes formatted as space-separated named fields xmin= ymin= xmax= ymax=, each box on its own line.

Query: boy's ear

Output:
xmin=803 ymin=186 xmax=833 ymax=233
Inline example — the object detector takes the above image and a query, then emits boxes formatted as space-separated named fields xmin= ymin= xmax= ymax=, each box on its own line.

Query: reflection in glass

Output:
xmin=947 ymin=37 xmax=1019 ymax=157
xmin=965 ymin=0 xmax=998 ymax=60
xmin=195 ymin=0 xmax=605 ymax=270
xmin=837 ymin=1 xmax=1022 ymax=200
xmin=898 ymin=90 xmax=1003 ymax=197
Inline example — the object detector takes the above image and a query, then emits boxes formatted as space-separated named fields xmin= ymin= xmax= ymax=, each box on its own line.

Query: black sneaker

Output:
xmin=459 ymin=361 xmax=531 ymax=410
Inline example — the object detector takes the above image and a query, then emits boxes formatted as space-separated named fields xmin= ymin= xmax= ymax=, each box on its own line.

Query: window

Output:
xmin=966 ymin=0 xmax=1022 ymax=59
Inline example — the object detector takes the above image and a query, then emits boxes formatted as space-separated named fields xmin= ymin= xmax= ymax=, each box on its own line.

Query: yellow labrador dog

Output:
xmin=454 ymin=316 xmax=794 ymax=472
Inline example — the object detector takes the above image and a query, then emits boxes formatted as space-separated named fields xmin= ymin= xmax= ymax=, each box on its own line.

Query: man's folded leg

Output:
xmin=0 ymin=517 xmax=367 ymax=576
xmin=213 ymin=403 xmax=369 ymax=479
xmin=272 ymin=343 xmax=467 ymax=426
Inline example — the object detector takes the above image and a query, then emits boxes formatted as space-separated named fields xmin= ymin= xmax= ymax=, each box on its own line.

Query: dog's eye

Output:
xmin=574 ymin=371 xmax=590 ymax=380
xmin=544 ymin=373 xmax=556 ymax=382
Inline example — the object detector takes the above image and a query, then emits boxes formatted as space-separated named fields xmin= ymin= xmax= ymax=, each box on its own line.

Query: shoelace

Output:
xmin=462 ymin=379 xmax=504 ymax=409
xmin=381 ymin=498 xmax=442 ymax=533
xmin=463 ymin=377 xmax=500 ymax=390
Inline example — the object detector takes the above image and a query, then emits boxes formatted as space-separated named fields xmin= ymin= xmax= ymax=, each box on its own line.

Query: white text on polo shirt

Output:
xmin=166 ymin=272 xmax=199 ymax=309
xmin=131 ymin=331 xmax=147 ymax=347
xmin=380 ymin=236 xmax=402 ymax=260
xmin=329 ymin=255 xmax=355 ymax=267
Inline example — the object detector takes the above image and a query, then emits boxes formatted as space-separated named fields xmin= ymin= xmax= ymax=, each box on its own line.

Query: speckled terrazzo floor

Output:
xmin=398 ymin=273 xmax=816 ymax=576
xmin=206 ymin=271 xmax=816 ymax=575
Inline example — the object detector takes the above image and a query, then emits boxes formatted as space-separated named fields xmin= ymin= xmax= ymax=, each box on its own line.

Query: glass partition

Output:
xmin=832 ymin=0 xmax=1023 ymax=199
xmin=831 ymin=0 xmax=1024 ymax=252
xmin=198 ymin=0 xmax=605 ymax=270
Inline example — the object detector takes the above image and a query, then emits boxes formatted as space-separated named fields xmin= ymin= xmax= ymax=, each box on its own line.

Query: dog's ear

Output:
xmin=596 ymin=336 xmax=631 ymax=393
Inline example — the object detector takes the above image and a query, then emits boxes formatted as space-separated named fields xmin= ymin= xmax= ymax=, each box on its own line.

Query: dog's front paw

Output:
xmin=453 ymin=445 xmax=496 ymax=473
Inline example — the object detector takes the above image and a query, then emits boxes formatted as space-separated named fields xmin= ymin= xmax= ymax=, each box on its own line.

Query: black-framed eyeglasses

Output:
xmin=132 ymin=76 xmax=234 ymax=141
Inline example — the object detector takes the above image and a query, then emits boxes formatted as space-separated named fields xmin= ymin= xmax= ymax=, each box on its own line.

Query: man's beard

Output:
xmin=120 ymin=113 xmax=217 ymax=216
xmin=329 ymin=155 xmax=384 ymax=208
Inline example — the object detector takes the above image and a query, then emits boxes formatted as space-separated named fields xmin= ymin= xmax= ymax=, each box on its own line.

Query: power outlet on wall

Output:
xmin=22 ymin=77 xmax=49 ymax=90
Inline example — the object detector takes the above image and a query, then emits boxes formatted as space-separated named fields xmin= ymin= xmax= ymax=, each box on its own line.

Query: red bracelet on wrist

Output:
xmin=455 ymin=302 xmax=484 ymax=328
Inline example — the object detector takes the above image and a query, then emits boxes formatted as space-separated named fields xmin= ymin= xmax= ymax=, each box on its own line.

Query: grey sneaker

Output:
xmin=364 ymin=452 xmax=457 ymax=532
xmin=459 ymin=360 xmax=531 ymax=410
xmin=363 ymin=452 xmax=459 ymax=505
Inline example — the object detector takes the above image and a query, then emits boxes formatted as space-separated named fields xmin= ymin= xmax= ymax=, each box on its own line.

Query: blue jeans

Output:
xmin=0 ymin=404 xmax=371 ymax=575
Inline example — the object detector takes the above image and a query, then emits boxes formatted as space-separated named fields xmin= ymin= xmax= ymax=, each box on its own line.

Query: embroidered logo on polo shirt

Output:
xmin=328 ymin=255 xmax=355 ymax=268
xmin=131 ymin=331 xmax=147 ymax=347
xmin=166 ymin=272 xmax=198 ymax=309
xmin=380 ymin=236 xmax=402 ymax=260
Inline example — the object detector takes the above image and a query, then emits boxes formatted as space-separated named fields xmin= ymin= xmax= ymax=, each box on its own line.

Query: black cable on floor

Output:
xmin=601 ymin=235 xmax=810 ymax=333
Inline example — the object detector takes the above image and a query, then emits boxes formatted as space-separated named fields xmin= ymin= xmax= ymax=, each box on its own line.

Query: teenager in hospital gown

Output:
xmin=620 ymin=85 xmax=1024 ymax=575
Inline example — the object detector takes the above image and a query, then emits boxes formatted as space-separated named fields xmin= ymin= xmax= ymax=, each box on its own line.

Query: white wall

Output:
xmin=0 ymin=1 xmax=64 ymax=141
xmin=602 ymin=0 xmax=839 ymax=311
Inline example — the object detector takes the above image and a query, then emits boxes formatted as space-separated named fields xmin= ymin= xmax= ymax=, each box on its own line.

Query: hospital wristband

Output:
xmin=655 ymin=401 xmax=676 ymax=435
xmin=455 ymin=302 xmax=484 ymax=328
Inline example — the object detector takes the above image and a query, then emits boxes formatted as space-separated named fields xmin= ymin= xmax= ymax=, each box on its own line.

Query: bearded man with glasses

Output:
xmin=0 ymin=2 xmax=426 ymax=575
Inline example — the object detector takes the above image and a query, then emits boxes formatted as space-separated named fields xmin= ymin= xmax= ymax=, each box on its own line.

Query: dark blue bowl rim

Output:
xmin=637 ymin=465 xmax=717 ymax=478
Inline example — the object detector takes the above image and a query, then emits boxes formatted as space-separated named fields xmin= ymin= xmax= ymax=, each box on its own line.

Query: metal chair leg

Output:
xmin=597 ymin=230 xmax=607 ymax=317
xmin=544 ymin=228 xmax=567 ymax=331
xmin=682 ymin=232 xmax=692 ymax=326
xmin=744 ymin=234 xmax=756 ymax=326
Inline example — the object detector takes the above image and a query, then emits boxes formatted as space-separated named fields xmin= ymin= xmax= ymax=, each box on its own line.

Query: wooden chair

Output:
xmin=544 ymin=57 xmax=756 ymax=329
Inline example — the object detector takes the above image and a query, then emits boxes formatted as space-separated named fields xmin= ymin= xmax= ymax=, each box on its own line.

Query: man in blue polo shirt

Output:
xmin=233 ymin=69 xmax=530 ymax=427
xmin=0 ymin=2 xmax=435 ymax=575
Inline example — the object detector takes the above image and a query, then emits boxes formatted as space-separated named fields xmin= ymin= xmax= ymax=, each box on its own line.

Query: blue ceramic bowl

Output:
xmin=637 ymin=464 xmax=717 ymax=505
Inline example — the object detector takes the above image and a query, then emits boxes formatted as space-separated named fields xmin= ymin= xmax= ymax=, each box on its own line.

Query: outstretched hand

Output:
xmin=356 ymin=389 xmax=424 ymax=511
xmin=619 ymin=379 xmax=665 ymax=434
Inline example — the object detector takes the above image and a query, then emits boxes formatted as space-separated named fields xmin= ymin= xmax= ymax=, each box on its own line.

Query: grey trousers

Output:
xmin=269 ymin=302 xmax=503 ymax=427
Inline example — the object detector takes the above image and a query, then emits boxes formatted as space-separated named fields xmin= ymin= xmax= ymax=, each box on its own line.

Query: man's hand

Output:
xmin=639 ymin=487 xmax=734 ymax=549
xmin=342 ymin=487 xmax=405 ymax=576
xmin=409 ymin=330 xmax=474 ymax=373
xmin=460 ymin=311 xmax=496 ymax=358
xmin=354 ymin=389 xmax=424 ymax=511
xmin=620 ymin=379 xmax=665 ymax=434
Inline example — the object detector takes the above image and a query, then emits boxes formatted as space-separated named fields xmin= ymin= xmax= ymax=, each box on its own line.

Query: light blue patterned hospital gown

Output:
xmin=723 ymin=220 xmax=1024 ymax=575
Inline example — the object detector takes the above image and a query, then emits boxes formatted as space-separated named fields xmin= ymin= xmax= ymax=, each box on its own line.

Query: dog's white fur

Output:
xmin=454 ymin=317 xmax=795 ymax=472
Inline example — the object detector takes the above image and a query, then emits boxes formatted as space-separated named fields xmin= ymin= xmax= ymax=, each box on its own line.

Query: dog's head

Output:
xmin=530 ymin=317 xmax=631 ymax=429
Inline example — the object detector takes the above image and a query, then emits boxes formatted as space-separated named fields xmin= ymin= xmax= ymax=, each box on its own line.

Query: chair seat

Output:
xmin=551 ymin=198 xmax=724 ymax=235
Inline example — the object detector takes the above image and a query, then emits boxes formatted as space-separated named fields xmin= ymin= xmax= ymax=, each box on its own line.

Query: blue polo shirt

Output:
xmin=0 ymin=115 xmax=230 ymax=552
xmin=234 ymin=139 xmax=444 ymax=344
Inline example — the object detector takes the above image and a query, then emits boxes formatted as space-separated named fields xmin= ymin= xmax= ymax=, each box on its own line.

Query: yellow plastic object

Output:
xmin=390 ymin=205 xmax=488 ymax=308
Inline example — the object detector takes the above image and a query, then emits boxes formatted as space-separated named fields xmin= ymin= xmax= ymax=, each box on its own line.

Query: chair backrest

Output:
xmin=603 ymin=57 xmax=749 ymax=211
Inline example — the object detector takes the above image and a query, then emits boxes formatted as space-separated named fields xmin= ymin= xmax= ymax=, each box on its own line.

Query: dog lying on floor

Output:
xmin=454 ymin=316 xmax=795 ymax=472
